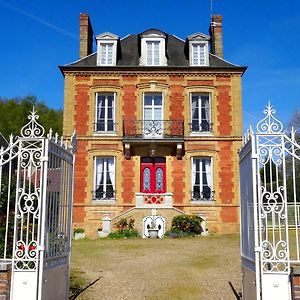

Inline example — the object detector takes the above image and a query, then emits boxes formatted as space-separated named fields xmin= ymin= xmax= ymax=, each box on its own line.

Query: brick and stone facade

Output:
xmin=60 ymin=13 xmax=246 ymax=237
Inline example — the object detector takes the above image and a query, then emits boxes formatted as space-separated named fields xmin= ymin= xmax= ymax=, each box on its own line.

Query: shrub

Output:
xmin=171 ymin=215 xmax=203 ymax=235
xmin=108 ymin=229 xmax=140 ymax=239
xmin=74 ymin=228 xmax=85 ymax=234
xmin=115 ymin=217 xmax=135 ymax=230
xmin=108 ymin=218 xmax=140 ymax=239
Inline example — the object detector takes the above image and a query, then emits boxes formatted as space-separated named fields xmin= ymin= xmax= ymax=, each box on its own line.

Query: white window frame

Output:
xmin=189 ymin=42 xmax=209 ymax=66
xmin=94 ymin=92 xmax=116 ymax=134
xmin=99 ymin=43 xmax=114 ymax=65
xmin=190 ymin=92 xmax=212 ymax=135
xmin=93 ymin=156 xmax=116 ymax=201
xmin=96 ymin=38 xmax=117 ymax=66
xmin=142 ymin=92 xmax=164 ymax=138
xmin=140 ymin=37 xmax=167 ymax=66
xmin=191 ymin=157 xmax=214 ymax=202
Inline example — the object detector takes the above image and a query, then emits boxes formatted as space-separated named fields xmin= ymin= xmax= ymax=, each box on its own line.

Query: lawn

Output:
xmin=70 ymin=234 xmax=241 ymax=300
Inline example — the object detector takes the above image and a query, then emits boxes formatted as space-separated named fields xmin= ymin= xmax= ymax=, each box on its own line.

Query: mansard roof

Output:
xmin=61 ymin=29 xmax=245 ymax=71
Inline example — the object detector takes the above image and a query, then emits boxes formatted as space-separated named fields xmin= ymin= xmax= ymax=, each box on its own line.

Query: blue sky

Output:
xmin=0 ymin=0 xmax=299 ymax=130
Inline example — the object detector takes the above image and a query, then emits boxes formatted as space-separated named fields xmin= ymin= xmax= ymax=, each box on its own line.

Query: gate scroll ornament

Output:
xmin=240 ymin=102 xmax=300 ymax=300
xmin=0 ymin=108 xmax=76 ymax=300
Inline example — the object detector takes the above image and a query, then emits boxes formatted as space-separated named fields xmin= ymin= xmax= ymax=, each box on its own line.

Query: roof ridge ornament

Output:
xmin=256 ymin=102 xmax=283 ymax=134
xmin=20 ymin=107 xmax=45 ymax=138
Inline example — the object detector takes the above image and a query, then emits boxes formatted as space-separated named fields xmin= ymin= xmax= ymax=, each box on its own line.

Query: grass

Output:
xmin=70 ymin=234 xmax=241 ymax=299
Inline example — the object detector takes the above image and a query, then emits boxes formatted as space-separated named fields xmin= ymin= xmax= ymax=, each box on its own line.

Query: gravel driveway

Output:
xmin=71 ymin=234 xmax=241 ymax=300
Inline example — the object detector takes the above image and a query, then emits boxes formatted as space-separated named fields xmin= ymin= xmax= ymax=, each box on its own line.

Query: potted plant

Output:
xmin=74 ymin=227 xmax=85 ymax=240
xmin=148 ymin=217 xmax=159 ymax=239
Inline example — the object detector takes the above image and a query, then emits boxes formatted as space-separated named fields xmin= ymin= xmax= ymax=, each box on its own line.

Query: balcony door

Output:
xmin=140 ymin=157 xmax=166 ymax=193
xmin=143 ymin=93 xmax=163 ymax=138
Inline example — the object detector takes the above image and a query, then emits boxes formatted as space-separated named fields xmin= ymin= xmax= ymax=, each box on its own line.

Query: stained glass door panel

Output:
xmin=140 ymin=157 xmax=166 ymax=193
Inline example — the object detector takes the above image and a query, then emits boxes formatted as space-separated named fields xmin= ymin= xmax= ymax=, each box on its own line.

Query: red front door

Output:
xmin=140 ymin=157 xmax=166 ymax=193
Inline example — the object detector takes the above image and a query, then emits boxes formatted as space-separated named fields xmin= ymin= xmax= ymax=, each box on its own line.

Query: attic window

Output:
xmin=96 ymin=32 xmax=119 ymax=66
xmin=140 ymin=30 xmax=167 ymax=66
xmin=146 ymin=41 xmax=160 ymax=65
xmin=191 ymin=43 xmax=208 ymax=66
xmin=100 ymin=43 xmax=113 ymax=65
xmin=188 ymin=33 xmax=210 ymax=67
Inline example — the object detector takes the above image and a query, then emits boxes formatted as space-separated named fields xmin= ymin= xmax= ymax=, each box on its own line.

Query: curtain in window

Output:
xmin=191 ymin=96 xmax=198 ymax=131
xmin=97 ymin=95 xmax=104 ymax=131
xmin=96 ymin=158 xmax=103 ymax=191
xmin=205 ymin=159 xmax=212 ymax=189
xmin=108 ymin=158 xmax=115 ymax=191
xmin=192 ymin=159 xmax=196 ymax=186
xmin=203 ymin=95 xmax=210 ymax=131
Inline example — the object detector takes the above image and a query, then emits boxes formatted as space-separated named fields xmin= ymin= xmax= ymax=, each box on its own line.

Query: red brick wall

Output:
xmin=169 ymin=78 xmax=184 ymax=120
xmin=172 ymin=159 xmax=185 ymax=205
xmin=216 ymin=77 xmax=232 ymax=136
xmin=73 ymin=140 xmax=88 ymax=223
xmin=292 ymin=270 xmax=300 ymax=300
xmin=122 ymin=159 xmax=135 ymax=204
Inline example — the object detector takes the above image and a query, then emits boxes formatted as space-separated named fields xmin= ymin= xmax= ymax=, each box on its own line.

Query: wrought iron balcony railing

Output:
xmin=191 ymin=190 xmax=215 ymax=201
xmin=123 ymin=120 xmax=184 ymax=140
xmin=189 ymin=121 xmax=213 ymax=133
xmin=93 ymin=121 xmax=117 ymax=132
xmin=92 ymin=190 xmax=116 ymax=201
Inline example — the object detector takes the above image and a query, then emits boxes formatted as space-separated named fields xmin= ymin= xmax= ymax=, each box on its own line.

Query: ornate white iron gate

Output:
xmin=0 ymin=109 xmax=75 ymax=300
xmin=240 ymin=104 xmax=300 ymax=300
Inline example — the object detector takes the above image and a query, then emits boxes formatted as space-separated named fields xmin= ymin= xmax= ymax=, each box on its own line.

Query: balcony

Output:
xmin=123 ymin=120 xmax=184 ymax=159
xmin=123 ymin=120 xmax=184 ymax=140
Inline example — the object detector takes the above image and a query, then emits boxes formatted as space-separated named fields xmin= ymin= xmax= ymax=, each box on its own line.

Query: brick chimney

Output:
xmin=209 ymin=15 xmax=223 ymax=58
xmin=80 ymin=13 xmax=93 ymax=58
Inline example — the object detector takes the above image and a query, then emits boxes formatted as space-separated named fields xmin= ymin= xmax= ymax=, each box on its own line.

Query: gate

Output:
xmin=0 ymin=108 xmax=75 ymax=300
xmin=240 ymin=104 xmax=300 ymax=300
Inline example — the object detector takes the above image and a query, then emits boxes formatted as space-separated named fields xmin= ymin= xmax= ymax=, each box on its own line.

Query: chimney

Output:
xmin=209 ymin=15 xmax=223 ymax=58
xmin=80 ymin=13 xmax=93 ymax=58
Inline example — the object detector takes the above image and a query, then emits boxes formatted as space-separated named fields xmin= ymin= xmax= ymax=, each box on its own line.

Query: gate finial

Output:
xmin=20 ymin=107 xmax=45 ymax=138
xmin=256 ymin=103 xmax=283 ymax=134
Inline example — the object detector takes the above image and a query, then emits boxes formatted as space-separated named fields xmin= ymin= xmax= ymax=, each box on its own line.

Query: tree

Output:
xmin=0 ymin=95 xmax=63 ymax=139
xmin=290 ymin=110 xmax=300 ymax=131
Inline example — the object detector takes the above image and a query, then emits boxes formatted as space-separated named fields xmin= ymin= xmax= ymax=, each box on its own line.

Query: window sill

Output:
xmin=189 ymin=132 xmax=213 ymax=137
xmin=190 ymin=200 xmax=215 ymax=205
xmin=93 ymin=131 xmax=117 ymax=136
xmin=92 ymin=199 xmax=116 ymax=205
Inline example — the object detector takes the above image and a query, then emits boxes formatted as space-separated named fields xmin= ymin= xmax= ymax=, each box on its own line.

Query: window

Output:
xmin=143 ymin=93 xmax=163 ymax=138
xmin=191 ymin=43 xmax=207 ymax=66
xmin=96 ymin=32 xmax=118 ymax=66
xmin=139 ymin=31 xmax=167 ymax=66
xmin=187 ymin=33 xmax=210 ymax=66
xmin=190 ymin=93 xmax=211 ymax=133
xmin=95 ymin=93 xmax=115 ymax=132
xmin=100 ymin=43 xmax=113 ymax=65
xmin=146 ymin=41 xmax=160 ymax=65
xmin=191 ymin=157 xmax=213 ymax=201
xmin=94 ymin=157 xmax=115 ymax=200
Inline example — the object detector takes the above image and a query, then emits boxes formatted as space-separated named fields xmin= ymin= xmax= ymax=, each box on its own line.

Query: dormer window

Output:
xmin=188 ymin=33 xmax=210 ymax=66
xmin=96 ymin=32 xmax=119 ymax=66
xmin=140 ymin=29 xmax=167 ymax=66
xmin=146 ymin=41 xmax=160 ymax=65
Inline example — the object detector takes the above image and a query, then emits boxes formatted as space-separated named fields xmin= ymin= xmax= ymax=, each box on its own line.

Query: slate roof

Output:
xmin=61 ymin=31 xmax=246 ymax=71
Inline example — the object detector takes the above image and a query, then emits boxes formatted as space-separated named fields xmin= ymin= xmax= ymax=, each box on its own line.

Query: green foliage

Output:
xmin=69 ymin=268 xmax=87 ymax=298
xmin=115 ymin=217 xmax=135 ymax=231
xmin=108 ymin=218 xmax=140 ymax=239
xmin=74 ymin=228 xmax=85 ymax=234
xmin=171 ymin=215 xmax=203 ymax=235
xmin=0 ymin=174 xmax=16 ymax=257
xmin=108 ymin=229 xmax=140 ymax=239
xmin=0 ymin=95 xmax=62 ymax=139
